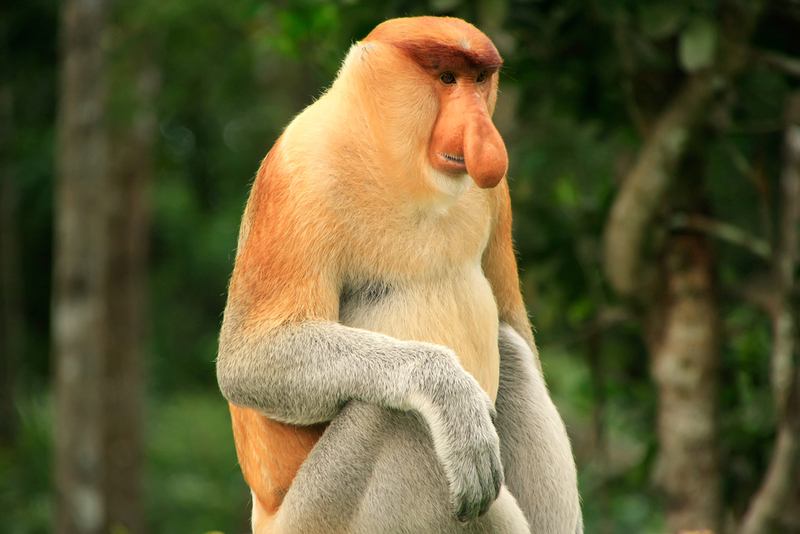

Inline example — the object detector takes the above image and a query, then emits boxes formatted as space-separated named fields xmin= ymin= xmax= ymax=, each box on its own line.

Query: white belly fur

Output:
xmin=339 ymin=264 xmax=500 ymax=402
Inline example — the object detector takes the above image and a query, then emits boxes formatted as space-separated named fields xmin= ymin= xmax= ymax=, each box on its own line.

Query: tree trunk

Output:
xmin=0 ymin=83 xmax=21 ymax=447
xmin=647 ymin=231 xmax=722 ymax=533
xmin=102 ymin=61 xmax=159 ymax=534
xmin=602 ymin=76 xmax=724 ymax=532
xmin=53 ymin=0 xmax=110 ymax=532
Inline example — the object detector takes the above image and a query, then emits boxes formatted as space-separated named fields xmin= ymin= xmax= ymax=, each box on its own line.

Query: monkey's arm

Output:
xmin=495 ymin=325 xmax=581 ymax=532
xmin=217 ymin=182 xmax=502 ymax=522
xmin=219 ymin=314 xmax=502 ymax=523
xmin=482 ymin=182 xmax=582 ymax=531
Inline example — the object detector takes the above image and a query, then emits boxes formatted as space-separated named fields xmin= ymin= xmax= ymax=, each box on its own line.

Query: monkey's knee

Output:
xmin=473 ymin=487 xmax=530 ymax=534
xmin=273 ymin=401 xmax=391 ymax=533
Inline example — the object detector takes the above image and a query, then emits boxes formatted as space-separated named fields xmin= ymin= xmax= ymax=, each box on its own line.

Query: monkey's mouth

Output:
xmin=440 ymin=153 xmax=466 ymax=166
xmin=431 ymin=150 xmax=469 ymax=177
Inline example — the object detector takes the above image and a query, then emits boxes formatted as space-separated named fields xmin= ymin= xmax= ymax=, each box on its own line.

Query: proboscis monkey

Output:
xmin=217 ymin=16 xmax=581 ymax=534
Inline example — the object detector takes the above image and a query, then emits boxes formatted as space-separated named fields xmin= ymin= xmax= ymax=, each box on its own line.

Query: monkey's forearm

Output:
xmin=217 ymin=320 xmax=482 ymax=425
xmin=217 ymin=318 xmax=504 ymax=521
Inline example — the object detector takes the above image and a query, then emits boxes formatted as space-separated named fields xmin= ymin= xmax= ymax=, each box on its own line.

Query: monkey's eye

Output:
xmin=476 ymin=70 xmax=487 ymax=83
xmin=439 ymin=72 xmax=456 ymax=84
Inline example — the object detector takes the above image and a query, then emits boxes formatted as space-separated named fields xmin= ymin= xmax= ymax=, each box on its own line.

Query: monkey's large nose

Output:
xmin=463 ymin=98 xmax=507 ymax=189
xmin=429 ymin=91 xmax=507 ymax=188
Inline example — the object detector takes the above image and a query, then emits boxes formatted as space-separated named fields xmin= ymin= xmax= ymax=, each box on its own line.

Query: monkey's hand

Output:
xmin=408 ymin=348 xmax=504 ymax=523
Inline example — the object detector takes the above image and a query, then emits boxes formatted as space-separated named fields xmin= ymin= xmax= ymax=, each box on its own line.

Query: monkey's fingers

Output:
xmin=437 ymin=396 xmax=503 ymax=523
xmin=407 ymin=348 xmax=504 ymax=523
xmin=454 ymin=445 xmax=504 ymax=522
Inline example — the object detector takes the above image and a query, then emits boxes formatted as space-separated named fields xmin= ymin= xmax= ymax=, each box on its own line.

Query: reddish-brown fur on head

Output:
xmin=364 ymin=17 xmax=502 ymax=73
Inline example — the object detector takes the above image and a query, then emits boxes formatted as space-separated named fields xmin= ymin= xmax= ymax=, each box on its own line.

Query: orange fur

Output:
xmin=230 ymin=404 xmax=327 ymax=514
xmin=229 ymin=143 xmax=340 ymax=329
xmin=224 ymin=17 xmax=526 ymax=529
xmin=364 ymin=17 xmax=502 ymax=73
xmin=481 ymin=180 xmax=535 ymax=348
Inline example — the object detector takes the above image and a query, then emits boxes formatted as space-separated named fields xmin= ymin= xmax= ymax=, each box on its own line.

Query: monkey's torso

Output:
xmin=277 ymin=95 xmax=504 ymax=400
xmin=335 ymin=187 xmax=501 ymax=402
xmin=229 ymin=119 xmax=507 ymax=516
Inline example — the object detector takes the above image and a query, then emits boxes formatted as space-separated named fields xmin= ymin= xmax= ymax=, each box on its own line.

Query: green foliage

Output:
xmin=0 ymin=393 xmax=248 ymax=534
xmin=0 ymin=395 xmax=53 ymax=534
xmin=678 ymin=16 xmax=717 ymax=72
xmin=146 ymin=394 xmax=249 ymax=534
xmin=2 ymin=0 xmax=58 ymax=389
xmin=638 ymin=2 xmax=687 ymax=40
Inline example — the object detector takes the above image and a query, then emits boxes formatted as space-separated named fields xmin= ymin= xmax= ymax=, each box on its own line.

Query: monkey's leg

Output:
xmin=269 ymin=400 xmax=529 ymax=534
xmin=495 ymin=324 xmax=582 ymax=534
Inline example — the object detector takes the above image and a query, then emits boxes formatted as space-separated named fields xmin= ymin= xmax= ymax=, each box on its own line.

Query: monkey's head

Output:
xmin=339 ymin=17 xmax=508 ymax=193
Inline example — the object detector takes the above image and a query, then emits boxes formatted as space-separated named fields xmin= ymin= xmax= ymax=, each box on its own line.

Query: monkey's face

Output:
xmin=362 ymin=17 xmax=508 ymax=191
xmin=427 ymin=66 xmax=507 ymax=189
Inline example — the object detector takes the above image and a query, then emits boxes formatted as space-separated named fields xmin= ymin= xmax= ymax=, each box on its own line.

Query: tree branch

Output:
xmin=737 ymin=377 xmax=800 ymax=534
xmin=737 ymin=90 xmax=800 ymax=534
xmin=669 ymin=213 xmax=772 ymax=259
xmin=755 ymin=49 xmax=800 ymax=78
xmin=603 ymin=73 xmax=717 ymax=301
xmin=602 ymin=0 xmax=766 ymax=304
xmin=719 ymin=136 xmax=774 ymax=245
xmin=772 ymin=92 xmax=800 ymax=418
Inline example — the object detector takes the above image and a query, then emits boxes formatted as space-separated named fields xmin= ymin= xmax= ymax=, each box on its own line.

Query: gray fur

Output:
xmin=217 ymin=319 xmax=582 ymax=532
xmin=218 ymin=319 xmax=503 ymax=522
xmin=496 ymin=324 xmax=582 ymax=532
xmin=273 ymin=400 xmax=528 ymax=534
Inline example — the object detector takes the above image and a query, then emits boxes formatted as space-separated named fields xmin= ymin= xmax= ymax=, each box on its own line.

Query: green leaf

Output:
xmin=430 ymin=0 xmax=461 ymax=13
xmin=554 ymin=175 xmax=580 ymax=208
xmin=678 ymin=17 xmax=717 ymax=72
xmin=567 ymin=297 xmax=594 ymax=326
xmin=638 ymin=3 xmax=686 ymax=40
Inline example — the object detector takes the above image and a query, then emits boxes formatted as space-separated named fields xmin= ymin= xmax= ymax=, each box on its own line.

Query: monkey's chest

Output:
xmin=338 ymin=266 xmax=500 ymax=402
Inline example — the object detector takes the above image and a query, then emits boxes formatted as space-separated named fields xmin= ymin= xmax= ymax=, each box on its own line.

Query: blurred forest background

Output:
xmin=1 ymin=0 xmax=799 ymax=533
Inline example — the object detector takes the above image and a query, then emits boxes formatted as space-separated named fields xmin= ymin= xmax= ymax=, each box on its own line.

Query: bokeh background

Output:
xmin=2 ymin=0 xmax=799 ymax=533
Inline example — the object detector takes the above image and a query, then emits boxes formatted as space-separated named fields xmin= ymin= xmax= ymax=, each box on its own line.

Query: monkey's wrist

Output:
xmin=402 ymin=349 xmax=489 ymax=425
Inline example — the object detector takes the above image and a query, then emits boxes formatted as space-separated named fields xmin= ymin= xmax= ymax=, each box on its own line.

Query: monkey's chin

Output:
xmin=428 ymin=168 xmax=472 ymax=209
